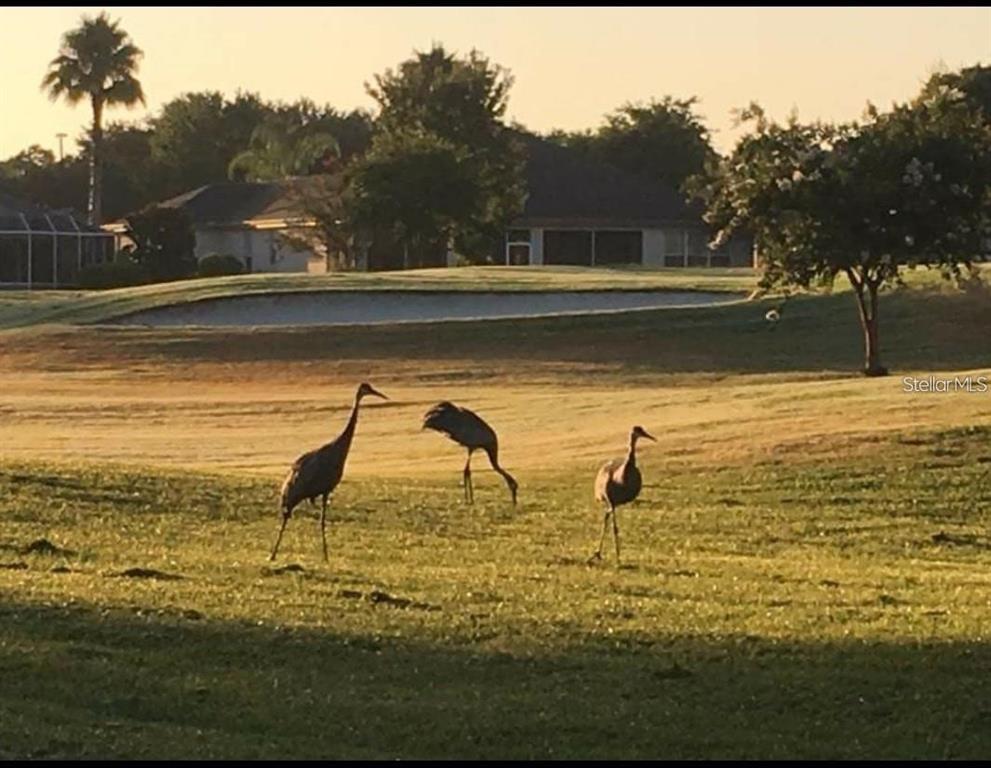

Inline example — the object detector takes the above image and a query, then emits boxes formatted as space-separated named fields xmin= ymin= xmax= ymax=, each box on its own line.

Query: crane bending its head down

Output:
xmin=423 ymin=401 xmax=518 ymax=506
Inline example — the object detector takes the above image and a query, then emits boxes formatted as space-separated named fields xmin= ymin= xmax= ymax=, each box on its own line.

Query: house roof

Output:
xmin=154 ymin=181 xmax=295 ymax=227
xmin=109 ymin=176 xmax=341 ymax=232
xmin=513 ymin=133 xmax=701 ymax=229
xmin=113 ymin=134 xmax=703 ymax=233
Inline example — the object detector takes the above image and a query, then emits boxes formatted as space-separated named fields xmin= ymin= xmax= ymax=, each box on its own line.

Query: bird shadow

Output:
xmin=547 ymin=555 xmax=644 ymax=572
xmin=546 ymin=555 xmax=592 ymax=568
xmin=105 ymin=567 xmax=184 ymax=581
xmin=929 ymin=531 xmax=991 ymax=550
xmin=0 ymin=538 xmax=77 ymax=558
xmin=261 ymin=563 xmax=306 ymax=576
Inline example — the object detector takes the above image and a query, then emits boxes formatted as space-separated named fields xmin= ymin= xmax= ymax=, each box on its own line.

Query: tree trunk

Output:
xmin=863 ymin=312 xmax=884 ymax=376
xmin=88 ymin=97 xmax=104 ymax=226
xmin=850 ymin=273 xmax=888 ymax=377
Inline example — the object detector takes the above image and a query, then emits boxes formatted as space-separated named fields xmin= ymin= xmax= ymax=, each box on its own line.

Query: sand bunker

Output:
xmin=109 ymin=290 xmax=742 ymax=328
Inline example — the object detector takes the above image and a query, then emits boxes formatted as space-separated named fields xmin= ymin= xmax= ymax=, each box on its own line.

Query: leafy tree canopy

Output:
xmin=919 ymin=63 xmax=991 ymax=121
xmin=228 ymin=115 xmax=340 ymax=182
xmin=361 ymin=44 xmax=525 ymax=262
xmin=350 ymin=130 xmax=480 ymax=258
xmin=701 ymin=84 xmax=991 ymax=376
xmin=547 ymin=97 xmax=718 ymax=194
xmin=149 ymin=90 xmax=270 ymax=195
xmin=0 ymin=145 xmax=57 ymax=177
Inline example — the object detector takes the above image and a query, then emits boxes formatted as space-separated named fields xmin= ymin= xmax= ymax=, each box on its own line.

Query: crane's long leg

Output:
xmin=463 ymin=451 xmax=474 ymax=505
xmin=611 ymin=509 xmax=622 ymax=564
xmin=270 ymin=511 xmax=290 ymax=562
xmin=320 ymin=494 xmax=329 ymax=563
xmin=589 ymin=507 xmax=612 ymax=562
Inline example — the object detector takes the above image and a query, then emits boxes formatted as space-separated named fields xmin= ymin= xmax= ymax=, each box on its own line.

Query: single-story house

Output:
xmin=0 ymin=192 xmax=115 ymax=288
xmin=504 ymin=133 xmax=753 ymax=268
xmin=104 ymin=180 xmax=328 ymax=275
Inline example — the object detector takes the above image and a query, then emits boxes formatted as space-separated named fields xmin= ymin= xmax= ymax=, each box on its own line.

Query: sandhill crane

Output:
xmin=269 ymin=382 xmax=388 ymax=562
xmin=590 ymin=425 xmax=656 ymax=564
xmin=422 ymin=401 xmax=518 ymax=505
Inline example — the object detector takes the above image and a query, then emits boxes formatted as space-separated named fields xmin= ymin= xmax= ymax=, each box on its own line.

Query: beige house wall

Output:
xmin=194 ymin=227 xmax=316 ymax=273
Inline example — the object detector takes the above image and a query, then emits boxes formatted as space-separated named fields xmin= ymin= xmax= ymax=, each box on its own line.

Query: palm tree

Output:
xmin=41 ymin=12 xmax=144 ymax=225
xmin=228 ymin=116 xmax=341 ymax=182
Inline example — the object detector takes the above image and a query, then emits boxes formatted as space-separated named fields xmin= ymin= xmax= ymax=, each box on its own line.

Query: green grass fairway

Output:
xmin=1 ymin=267 xmax=989 ymax=758
xmin=2 ymin=429 xmax=990 ymax=759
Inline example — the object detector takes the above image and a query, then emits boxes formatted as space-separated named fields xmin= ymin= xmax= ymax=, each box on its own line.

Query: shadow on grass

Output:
xmin=1 ymin=599 xmax=989 ymax=759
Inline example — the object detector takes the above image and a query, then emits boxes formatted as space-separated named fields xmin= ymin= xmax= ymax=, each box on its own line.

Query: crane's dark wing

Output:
xmin=280 ymin=447 xmax=325 ymax=514
xmin=422 ymin=401 xmax=497 ymax=451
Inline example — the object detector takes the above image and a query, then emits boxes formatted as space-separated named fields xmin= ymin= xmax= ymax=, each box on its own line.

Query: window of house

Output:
xmin=686 ymin=230 xmax=709 ymax=267
xmin=544 ymin=230 xmax=593 ymax=266
xmin=594 ymin=230 xmax=643 ymax=265
xmin=505 ymin=229 xmax=531 ymax=265
xmin=506 ymin=243 xmax=530 ymax=265
xmin=663 ymin=229 xmax=686 ymax=267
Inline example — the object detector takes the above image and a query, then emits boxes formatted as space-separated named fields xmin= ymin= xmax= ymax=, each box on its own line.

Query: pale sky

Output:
xmin=2 ymin=6 xmax=989 ymax=159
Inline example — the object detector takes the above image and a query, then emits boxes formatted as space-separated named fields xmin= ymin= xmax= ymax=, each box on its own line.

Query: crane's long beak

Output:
xmin=369 ymin=387 xmax=389 ymax=400
xmin=642 ymin=431 xmax=657 ymax=442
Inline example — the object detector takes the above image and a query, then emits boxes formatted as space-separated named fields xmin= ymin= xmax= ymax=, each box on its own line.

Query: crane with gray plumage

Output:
xmin=269 ymin=381 xmax=388 ymax=562
xmin=422 ymin=401 xmax=518 ymax=505
xmin=590 ymin=425 xmax=656 ymax=564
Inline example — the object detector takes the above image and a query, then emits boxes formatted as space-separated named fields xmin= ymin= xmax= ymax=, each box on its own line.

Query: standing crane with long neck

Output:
xmin=269 ymin=382 xmax=388 ymax=562
xmin=590 ymin=425 xmax=656 ymax=564
xmin=422 ymin=401 xmax=518 ymax=506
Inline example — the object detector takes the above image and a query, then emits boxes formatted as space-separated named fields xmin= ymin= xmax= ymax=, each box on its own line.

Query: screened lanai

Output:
xmin=0 ymin=193 xmax=115 ymax=288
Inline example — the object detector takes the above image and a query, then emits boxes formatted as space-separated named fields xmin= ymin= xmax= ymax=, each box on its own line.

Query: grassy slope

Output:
xmin=0 ymin=265 xmax=757 ymax=329
xmin=2 ymin=268 xmax=986 ymax=384
xmin=1 ymin=268 xmax=990 ymax=758
xmin=1 ymin=431 xmax=990 ymax=759
xmin=1 ymin=278 xmax=988 ymax=476
xmin=3 ymin=263 xmax=985 ymax=331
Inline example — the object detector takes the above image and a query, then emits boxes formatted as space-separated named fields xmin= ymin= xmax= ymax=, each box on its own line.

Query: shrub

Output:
xmin=124 ymin=206 xmax=198 ymax=281
xmin=198 ymin=253 xmax=244 ymax=278
xmin=78 ymin=260 xmax=151 ymax=289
